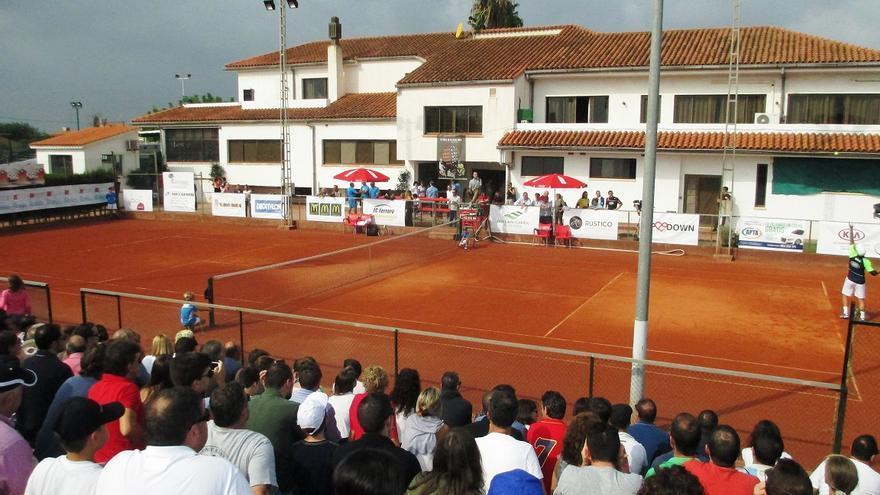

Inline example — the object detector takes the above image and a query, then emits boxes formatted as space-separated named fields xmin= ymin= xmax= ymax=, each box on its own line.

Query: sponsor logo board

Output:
xmin=306 ymin=196 xmax=346 ymax=223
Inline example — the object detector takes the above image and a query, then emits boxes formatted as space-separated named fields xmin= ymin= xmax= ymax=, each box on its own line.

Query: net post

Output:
xmin=393 ymin=329 xmax=399 ymax=379
xmin=833 ymin=303 xmax=856 ymax=454
xmin=116 ymin=294 xmax=122 ymax=329
xmin=206 ymin=277 xmax=216 ymax=328
xmin=238 ymin=310 xmax=245 ymax=364
xmin=45 ymin=283 xmax=54 ymax=324
xmin=588 ymin=356 xmax=595 ymax=398
xmin=80 ymin=289 xmax=87 ymax=324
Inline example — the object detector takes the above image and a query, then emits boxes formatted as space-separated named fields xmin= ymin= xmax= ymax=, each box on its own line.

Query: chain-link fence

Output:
xmin=834 ymin=314 xmax=880 ymax=458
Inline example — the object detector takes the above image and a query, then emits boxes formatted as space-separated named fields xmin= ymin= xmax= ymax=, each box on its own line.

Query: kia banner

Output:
xmin=162 ymin=172 xmax=196 ymax=212
xmin=251 ymin=194 xmax=285 ymax=220
xmin=489 ymin=205 xmax=540 ymax=235
xmin=306 ymin=196 xmax=346 ymax=223
xmin=651 ymin=212 xmax=700 ymax=245
xmin=121 ymin=189 xmax=154 ymax=212
xmin=817 ymin=221 xmax=880 ymax=257
xmin=737 ymin=217 xmax=808 ymax=252
xmin=363 ymin=198 xmax=407 ymax=226
xmin=562 ymin=208 xmax=619 ymax=240
xmin=212 ymin=193 xmax=246 ymax=218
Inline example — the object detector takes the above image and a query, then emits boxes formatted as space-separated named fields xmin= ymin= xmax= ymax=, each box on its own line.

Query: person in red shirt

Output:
xmin=527 ymin=390 xmax=568 ymax=493
xmin=87 ymin=340 xmax=144 ymax=463
xmin=348 ymin=365 xmax=389 ymax=441
xmin=685 ymin=425 xmax=759 ymax=495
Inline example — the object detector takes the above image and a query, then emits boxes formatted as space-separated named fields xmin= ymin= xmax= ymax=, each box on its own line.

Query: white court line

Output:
xmin=544 ymin=272 xmax=624 ymax=337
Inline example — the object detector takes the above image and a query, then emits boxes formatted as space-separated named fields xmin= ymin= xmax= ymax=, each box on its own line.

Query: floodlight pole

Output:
xmin=630 ymin=0 xmax=663 ymax=406
xmin=277 ymin=2 xmax=294 ymax=227
xmin=70 ymin=101 xmax=82 ymax=131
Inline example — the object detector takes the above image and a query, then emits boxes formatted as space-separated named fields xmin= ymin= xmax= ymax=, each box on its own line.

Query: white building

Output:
xmin=134 ymin=22 xmax=880 ymax=222
xmin=30 ymin=124 xmax=140 ymax=177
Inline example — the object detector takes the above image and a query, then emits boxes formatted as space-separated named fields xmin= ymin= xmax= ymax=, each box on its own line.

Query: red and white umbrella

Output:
xmin=522 ymin=173 xmax=586 ymax=189
xmin=333 ymin=168 xmax=390 ymax=183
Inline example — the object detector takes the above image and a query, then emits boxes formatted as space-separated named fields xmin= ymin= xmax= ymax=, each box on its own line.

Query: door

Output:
xmin=683 ymin=174 xmax=721 ymax=226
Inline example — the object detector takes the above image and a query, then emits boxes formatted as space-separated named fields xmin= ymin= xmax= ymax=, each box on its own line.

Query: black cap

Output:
xmin=0 ymin=355 xmax=37 ymax=392
xmin=54 ymin=397 xmax=124 ymax=445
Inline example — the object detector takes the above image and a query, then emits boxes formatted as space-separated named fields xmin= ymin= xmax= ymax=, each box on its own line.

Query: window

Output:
xmin=755 ymin=163 xmax=768 ymax=207
xmin=673 ymin=94 xmax=766 ymax=123
xmin=228 ymin=140 xmax=280 ymax=163
xmin=521 ymin=156 xmax=564 ymax=176
xmin=589 ymin=158 xmax=636 ymax=179
xmin=243 ymin=89 xmax=254 ymax=101
xmin=546 ymin=96 xmax=609 ymax=123
xmin=640 ymin=95 xmax=663 ymax=123
xmin=302 ymin=78 xmax=328 ymax=99
xmin=787 ymin=94 xmax=880 ymax=124
xmin=322 ymin=140 xmax=402 ymax=165
xmin=165 ymin=128 xmax=219 ymax=162
xmin=49 ymin=155 xmax=73 ymax=176
xmin=423 ymin=106 xmax=482 ymax=134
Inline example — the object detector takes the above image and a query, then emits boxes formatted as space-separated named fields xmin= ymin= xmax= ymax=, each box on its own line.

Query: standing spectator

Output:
xmin=628 ymin=398 xmax=671 ymax=465
xmin=369 ymin=182 xmax=380 ymax=199
xmin=328 ymin=367 xmax=357 ymax=440
xmin=247 ymin=362 xmax=303 ymax=494
xmin=591 ymin=190 xmax=605 ymax=209
xmin=696 ymin=410 xmax=718 ymax=462
xmin=140 ymin=354 xmax=174 ymax=405
xmin=222 ymin=342 xmax=242 ymax=382
xmin=341 ymin=358 xmax=366 ymax=394
xmin=646 ymin=413 xmax=700 ymax=477
xmin=179 ymin=292 xmax=202 ymax=331
xmin=360 ymin=182 xmax=370 ymax=203
xmin=517 ymin=399 xmax=538 ymax=431
xmin=468 ymin=171 xmax=482 ymax=203
xmin=346 ymin=182 xmax=358 ymax=212
xmin=105 ymin=186 xmax=117 ymax=214
xmin=235 ymin=366 xmax=264 ymax=399
xmin=1 ymin=274 xmax=32 ymax=331
xmin=332 ymin=393 xmax=421 ymax=490
xmin=743 ymin=434 xmax=784 ymax=482
xmin=575 ymin=191 xmax=591 ymax=208
xmin=463 ymin=387 xmax=524 ymax=441
xmin=170 ymin=352 xmax=219 ymax=398
xmin=141 ymin=334 xmax=172 ymax=376
xmin=288 ymin=360 xmax=340 ymax=442
xmin=475 ymin=388 xmax=543 ymax=488
xmin=290 ymin=391 xmax=338 ymax=495
xmin=96 ymin=387 xmax=249 ymax=494
xmin=439 ymin=371 xmax=472 ymax=428
xmin=391 ymin=368 xmax=420 ymax=441
xmin=527 ymin=390 xmax=567 ymax=493
xmin=606 ymin=190 xmax=622 ymax=210
xmin=821 ymin=455 xmax=859 ymax=495
xmin=401 ymin=387 xmax=448 ymax=470
xmin=741 ymin=420 xmax=792 ymax=466
xmin=426 ymin=181 xmax=439 ymax=198
xmin=61 ymin=335 xmax=86 ymax=375
xmin=684 ymin=425 xmax=759 ymax=495
xmin=555 ymin=424 xmax=643 ymax=495
xmin=637 ymin=465 xmax=704 ymax=495
xmin=505 ymin=182 xmax=517 ymax=204
xmin=585 ymin=396 xmax=612 ymax=424
xmin=406 ymin=427 xmax=482 ymax=494
xmin=449 ymin=188 xmax=462 ymax=221
xmin=25 ymin=397 xmax=122 ymax=495
xmin=0 ymin=331 xmax=23 ymax=359
xmin=763 ymin=458 xmax=813 ymax=495
xmin=417 ymin=181 xmax=426 ymax=197
xmin=335 ymin=448 xmax=403 ymax=495
xmin=716 ymin=186 xmax=733 ymax=230
xmin=552 ymin=412 xmax=604 ymax=492
xmin=410 ymin=181 xmax=421 ymax=197
xmin=18 ymin=323 xmax=72 ymax=445
xmin=87 ymin=339 xmax=143 ymax=463
xmin=0 ymin=355 xmax=37 ymax=495
xmin=452 ymin=180 xmax=463 ymax=200
xmin=201 ymin=382 xmax=276 ymax=495
xmin=611 ymin=403 xmax=648 ymax=476
xmin=554 ymin=194 xmax=568 ymax=225
xmin=810 ymin=435 xmax=880 ymax=495
xmin=349 ymin=365 xmax=389 ymax=441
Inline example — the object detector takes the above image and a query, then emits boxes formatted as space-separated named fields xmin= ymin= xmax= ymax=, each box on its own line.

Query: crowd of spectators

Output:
xmin=0 ymin=313 xmax=878 ymax=495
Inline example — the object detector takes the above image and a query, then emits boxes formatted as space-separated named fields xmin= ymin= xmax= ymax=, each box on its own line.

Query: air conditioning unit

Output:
xmin=125 ymin=140 xmax=140 ymax=151
xmin=753 ymin=113 xmax=771 ymax=125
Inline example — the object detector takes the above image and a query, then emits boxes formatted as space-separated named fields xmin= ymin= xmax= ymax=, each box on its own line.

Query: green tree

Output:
xmin=148 ymin=93 xmax=231 ymax=113
xmin=0 ymin=122 xmax=48 ymax=143
xmin=468 ymin=0 xmax=523 ymax=31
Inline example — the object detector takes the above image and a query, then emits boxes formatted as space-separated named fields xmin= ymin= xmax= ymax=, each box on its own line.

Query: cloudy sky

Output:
xmin=2 ymin=0 xmax=878 ymax=133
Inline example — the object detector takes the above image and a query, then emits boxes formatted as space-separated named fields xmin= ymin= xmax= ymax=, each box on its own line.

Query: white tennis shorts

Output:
xmin=842 ymin=278 xmax=866 ymax=299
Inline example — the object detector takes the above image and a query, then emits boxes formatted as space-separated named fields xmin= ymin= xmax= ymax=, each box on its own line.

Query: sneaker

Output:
xmin=840 ymin=312 xmax=849 ymax=319
xmin=859 ymin=312 xmax=866 ymax=321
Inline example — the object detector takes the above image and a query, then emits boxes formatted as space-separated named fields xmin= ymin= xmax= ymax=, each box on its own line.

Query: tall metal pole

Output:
xmin=278 ymin=4 xmax=293 ymax=227
xmin=70 ymin=101 xmax=82 ymax=130
xmin=630 ymin=0 xmax=663 ymax=406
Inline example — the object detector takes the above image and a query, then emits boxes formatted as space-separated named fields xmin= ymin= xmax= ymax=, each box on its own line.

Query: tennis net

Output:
xmin=208 ymin=220 xmax=459 ymax=321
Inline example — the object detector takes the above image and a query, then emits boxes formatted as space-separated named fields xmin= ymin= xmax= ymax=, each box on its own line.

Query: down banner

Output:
xmin=651 ymin=212 xmax=700 ymax=245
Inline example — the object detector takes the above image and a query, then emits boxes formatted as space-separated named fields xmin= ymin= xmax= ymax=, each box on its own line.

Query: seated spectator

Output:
xmin=475 ymin=388 xmax=543 ymax=489
xmin=247 ymin=348 xmax=270 ymax=367
xmin=628 ymin=398 xmax=671 ymax=465
xmin=349 ymin=365 xmax=389 ymax=441
xmin=763 ymin=458 xmax=813 ymax=495
xmin=0 ymin=354 xmax=37 ymax=494
xmin=140 ymin=354 xmax=174 ymax=405
xmin=222 ymin=342 xmax=242 ymax=382
xmin=328 ymin=367 xmax=358 ymax=440
xmin=555 ymin=424 xmax=643 ymax=495
xmin=201 ymin=382 xmax=276 ymax=495
xmin=573 ymin=397 xmax=590 ymax=416
xmin=235 ymin=366 xmax=264 ymax=399
xmin=289 ymin=359 xmax=341 ymax=442
xmin=199 ymin=340 xmax=223 ymax=365
xmin=342 ymin=358 xmax=366 ymax=394
xmin=62 ymin=335 xmax=86 ymax=375
xmin=439 ymin=371 xmax=472 ymax=428
xmin=645 ymin=413 xmax=700 ymax=477
xmin=552 ymin=412 xmax=603 ymax=492
xmin=684 ymin=425 xmax=759 ymax=495
xmin=818 ymin=455 xmax=859 ymax=495
xmin=406 ymin=428 xmax=482 ymax=495
xmin=174 ymin=336 xmax=198 ymax=355
xmin=585 ymin=396 xmax=612 ymax=424
xmin=391 ymin=368 xmax=421 ymax=441
xmin=0 ymin=330 xmax=22 ymax=359
xmin=401 ymin=387 xmax=449 ymax=470
xmin=290 ymin=356 xmax=318 ymax=403
xmin=332 ymin=393 xmax=421 ymax=490
xmin=463 ymin=387 xmax=524 ymax=441
xmin=18 ymin=323 xmax=72 ymax=445
xmin=1 ymin=274 xmax=33 ymax=331
xmin=334 ymin=448 xmax=403 ymax=495
xmin=743 ymin=433 xmax=784 ymax=482
xmin=488 ymin=469 xmax=543 ymax=495
xmin=95 ymin=387 xmax=249 ymax=494
xmin=636 ymin=465 xmax=704 ymax=495
xmin=742 ymin=420 xmax=792 ymax=466
xmin=290 ymin=391 xmax=338 ymax=495
xmin=25 ymin=397 xmax=122 ymax=494
xmin=810 ymin=435 xmax=879 ymax=495
xmin=141 ymin=334 xmax=172 ymax=376
xmin=170 ymin=351 xmax=219 ymax=398
xmin=517 ymin=399 xmax=538 ymax=431
xmin=527 ymin=390 xmax=567 ymax=493
xmin=515 ymin=192 xmax=534 ymax=207
xmin=611 ymin=403 xmax=648 ymax=476
xmin=695 ymin=410 xmax=718 ymax=462
xmin=87 ymin=339 xmax=144 ymax=463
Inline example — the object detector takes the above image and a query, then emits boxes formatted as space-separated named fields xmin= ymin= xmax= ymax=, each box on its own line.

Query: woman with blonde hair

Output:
xmin=401 ymin=387 xmax=449 ymax=470
xmin=348 ymin=365 xmax=389 ymax=441
xmin=141 ymin=334 xmax=172 ymax=375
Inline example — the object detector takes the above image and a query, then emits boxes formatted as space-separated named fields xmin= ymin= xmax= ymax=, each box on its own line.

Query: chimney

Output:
xmin=327 ymin=16 xmax=345 ymax=103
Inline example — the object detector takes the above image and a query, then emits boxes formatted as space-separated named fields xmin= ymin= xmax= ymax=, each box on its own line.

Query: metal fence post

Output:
xmin=393 ymin=329 xmax=399 ymax=378
xmin=80 ymin=290 xmax=87 ymax=324
xmin=116 ymin=295 xmax=122 ymax=329
xmin=206 ymin=277 xmax=216 ymax=328
xmin=588 ymin=356 xmax=595 ymax=398
xmin=45 ymin=284 xmax=54 ymax=324
xmin=238 ymin=311 xmax=245 ymax=364
xmin=832 ymin=303 xmax=856 ymax=454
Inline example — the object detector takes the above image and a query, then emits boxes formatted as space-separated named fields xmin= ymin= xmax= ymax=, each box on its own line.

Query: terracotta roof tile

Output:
xmin=133 ymin=92 xmax=396 ymax=124
xmin=498 ymin=130 xmax=880 ymax=154
xmin=30 ymin=124 xmax=137 ymax=147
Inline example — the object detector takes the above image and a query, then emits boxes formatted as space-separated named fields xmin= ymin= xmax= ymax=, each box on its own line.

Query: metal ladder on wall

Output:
xmin=278 ymin=4 xmax=294 ymax=225
xmin=717 ymin=0 xmax=741 ymax=255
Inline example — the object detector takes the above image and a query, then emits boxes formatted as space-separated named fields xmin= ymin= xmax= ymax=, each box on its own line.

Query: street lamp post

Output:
xmin=174 ymin=73 xmax=192 ymax=98
xmin=70 ymin=101 xmax=82 ymax=130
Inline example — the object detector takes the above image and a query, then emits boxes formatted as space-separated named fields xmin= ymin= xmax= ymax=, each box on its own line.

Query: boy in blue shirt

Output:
xmin=180 ymin=291 xmax=202 ymax=330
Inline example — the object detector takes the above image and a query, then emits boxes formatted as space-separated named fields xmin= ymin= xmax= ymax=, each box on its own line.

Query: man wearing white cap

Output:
xmin=0 ymin=355 xmax=37 ymax=495
xmin=841 ymin=233 xmax=878 ymax=321
xmin=289 ymin=391 xmax=338 ymax=495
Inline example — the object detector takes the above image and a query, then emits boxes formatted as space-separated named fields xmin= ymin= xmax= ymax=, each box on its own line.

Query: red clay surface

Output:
xmin=1 ymin=217 xmax=875 ymax=468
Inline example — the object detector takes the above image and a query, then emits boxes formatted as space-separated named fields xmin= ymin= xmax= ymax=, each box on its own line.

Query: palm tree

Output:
xmin=468 ymin=0 xmax=523 ymax=31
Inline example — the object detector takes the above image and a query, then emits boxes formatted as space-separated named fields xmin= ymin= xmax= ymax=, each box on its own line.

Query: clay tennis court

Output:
xmin=1 ymin=216 xmax=874 ymax=467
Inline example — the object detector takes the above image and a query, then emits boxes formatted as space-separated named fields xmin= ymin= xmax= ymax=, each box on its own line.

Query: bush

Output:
xmin=396 ymin=169 xmax=412 ymax=193
xmin=44 ymin=168 xmax=115 ymax=186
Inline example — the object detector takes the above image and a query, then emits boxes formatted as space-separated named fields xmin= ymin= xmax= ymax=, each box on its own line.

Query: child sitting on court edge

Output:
xmin=180 ymin=291 xmax=202 ymax=331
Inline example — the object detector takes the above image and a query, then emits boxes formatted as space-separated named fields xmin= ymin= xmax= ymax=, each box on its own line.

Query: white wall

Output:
xmin=344 ymin=59 xmax=421 ymax=94
xmin=34 ymin=131 xmax=138 ymax=175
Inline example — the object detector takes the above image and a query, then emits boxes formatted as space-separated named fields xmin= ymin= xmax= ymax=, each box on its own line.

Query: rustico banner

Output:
xmin=306 ymin=195 xmax=345 ymax=223
xmin=0 ymin=183 xmax=112 ymax=214
xmin=489 ymin=205 xmax=540 ymax=235
xmin=251 ymin=194 xmax=285 ymax=220
xmin=121 ymin=189 xmax=153 ymax=212
xmin=363 ymin=198 xmax=407 ymax=226
xmin=817 ymin=221 xmax=880 ymax=257
xmin=563 ymin=208 xmax=619 ymax=240
xmin=651 ymin=212 xmax=700 ymax=245
xmin=162 ymin=172 xmax=195 ymax=212
xmin=737 ymin=217 xmax=808 ymax=252
xmin=211 ymin=193 xmax=246 ymax=218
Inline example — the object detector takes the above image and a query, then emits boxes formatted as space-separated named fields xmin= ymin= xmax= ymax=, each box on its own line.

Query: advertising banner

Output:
xmin=563 ymin=208 xmax=619 ymax=240
xmin=0 ymin=182 xmax=112 ymax=214
xmin=306 ymin=195 xmax=345 ymax=223
xmin=651 ymin=212 xmax=700 ymax=245
xmin=211 ymin=193 xmax=246 ymax=218
xmin=362 ymin=199 xmax=407 ymax=226
xmin=817 ymin=221 xmax=880 ymax=257
xmin=489 ymin=205 xmax=540 ymax=235
xmin=737 ymin=217 xmax=808 ymax=252
xmin=0 ymin=159 xmax=46 ymax=188
xmin=251 ymin=194 xmax=285 ymax=220
xmin=437 ymin=135 xmax=466 ymax=178
xmin=121 ymin=189 xmax=154 ymax=212
xmin=162 ymin=172 xmax=195 ymax=212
